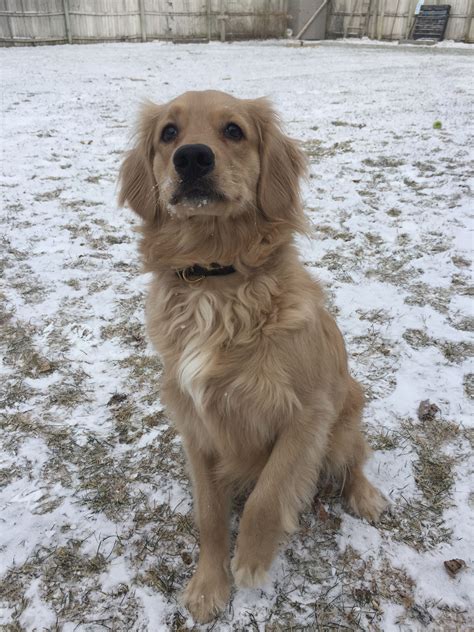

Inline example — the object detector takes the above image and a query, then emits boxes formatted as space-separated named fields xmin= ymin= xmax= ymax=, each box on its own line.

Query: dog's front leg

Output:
xmin=232 ymin=405 xmax=332 ymax=588
xmin=182 ymin=441 xmax=231 ymax=623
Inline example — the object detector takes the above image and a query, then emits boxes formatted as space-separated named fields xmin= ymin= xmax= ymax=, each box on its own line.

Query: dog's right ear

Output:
xmin=118 ymin=102 xmax=163 ymax=222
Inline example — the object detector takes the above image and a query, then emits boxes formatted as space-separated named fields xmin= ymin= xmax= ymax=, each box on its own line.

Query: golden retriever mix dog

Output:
xmin=119 ymin=90 xmax=387 ymax=623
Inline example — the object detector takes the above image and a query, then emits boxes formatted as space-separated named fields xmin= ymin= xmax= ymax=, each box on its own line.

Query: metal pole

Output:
xmin=63 ymin=0 xmax=72 ymax=44
xmin=295 ymin=0 xmax=329 ymax=40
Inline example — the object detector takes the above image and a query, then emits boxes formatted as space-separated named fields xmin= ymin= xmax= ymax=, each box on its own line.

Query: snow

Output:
xmin=1 ymin=39 xmax=473 ymax=630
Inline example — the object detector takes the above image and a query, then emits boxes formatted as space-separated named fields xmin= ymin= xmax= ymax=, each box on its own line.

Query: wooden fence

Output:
xmin=326 ymin=0 xmax=474 ymax=42
xmin=0 ymin=0 xmax=288 ymax=45
xmin=1 ymin=0 xmax=472 ymax=45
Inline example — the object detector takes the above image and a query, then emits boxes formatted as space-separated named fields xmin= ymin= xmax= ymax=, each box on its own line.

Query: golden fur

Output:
xmin=119 ymin=90 xmax=387 ymax=623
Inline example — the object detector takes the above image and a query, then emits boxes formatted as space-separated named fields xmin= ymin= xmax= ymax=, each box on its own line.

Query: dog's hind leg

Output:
xmin=324 ymin=377 xmax=388 ymax=522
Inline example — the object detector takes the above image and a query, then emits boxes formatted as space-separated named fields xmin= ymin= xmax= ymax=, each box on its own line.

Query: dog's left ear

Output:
xmin=119 ymin=102 xmax=162 ymax=223
xmin=250 ymin=98 xmax=308 ymax=233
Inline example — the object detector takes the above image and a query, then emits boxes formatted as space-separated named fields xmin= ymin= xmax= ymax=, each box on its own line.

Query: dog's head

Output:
xmin=119 ymin=90 xmax=307 ymax=232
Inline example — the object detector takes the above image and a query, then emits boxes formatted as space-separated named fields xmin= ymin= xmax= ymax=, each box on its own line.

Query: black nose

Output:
xmin=173 ymin=144 xmax=215 ymax=182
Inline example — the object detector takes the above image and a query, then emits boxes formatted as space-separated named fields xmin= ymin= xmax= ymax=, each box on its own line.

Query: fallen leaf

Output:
xmin=444 ymin=558 xmax=466 ymax=578
xmin=417 ymin=399 xmax=440 ymax=422
xmin=312 ymin=497 xmax=329 ymax=522
xmin=107 ymin=393 xmax=128 ymax=406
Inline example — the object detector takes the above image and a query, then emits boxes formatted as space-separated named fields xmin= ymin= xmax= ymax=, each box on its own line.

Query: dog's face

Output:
xmin=153 ymin=91 xmax=260 ymax=218
xmin=119 ymin=90 xmax=306 ymax=230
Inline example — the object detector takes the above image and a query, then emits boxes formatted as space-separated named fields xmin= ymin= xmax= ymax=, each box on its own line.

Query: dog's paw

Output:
xmin=347 ymin=480 xmax=389 ymax=523
xmin=231 ymin=548 xmax=269 ymax=588
xmin=181 ymin=567 xmax=230 ymax=624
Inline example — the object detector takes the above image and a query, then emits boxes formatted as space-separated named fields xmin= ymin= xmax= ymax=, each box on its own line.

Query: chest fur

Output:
xmin=147 ymin=283 xmax=306 ymax=420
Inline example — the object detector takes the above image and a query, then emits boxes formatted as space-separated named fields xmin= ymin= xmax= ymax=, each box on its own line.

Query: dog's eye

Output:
xmin=224 ymin=123 xmax=244 ymax=141
xmin=161 ymin=124 xmax=178 ymax=143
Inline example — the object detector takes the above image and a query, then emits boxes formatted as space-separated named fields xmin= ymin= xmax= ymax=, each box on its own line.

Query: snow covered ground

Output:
xmin=1 ymin=39 xmax=473 ymax=631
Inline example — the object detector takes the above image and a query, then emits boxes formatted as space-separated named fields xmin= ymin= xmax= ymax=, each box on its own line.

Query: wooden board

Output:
xmin=412 ymin=4 xmax=451 ymax=40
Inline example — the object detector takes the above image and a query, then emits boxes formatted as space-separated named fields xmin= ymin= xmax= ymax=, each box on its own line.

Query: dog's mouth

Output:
xmin=170 ymin=179 xmax=226 ymax=209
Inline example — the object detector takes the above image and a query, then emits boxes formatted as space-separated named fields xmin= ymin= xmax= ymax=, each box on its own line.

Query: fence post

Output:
xmin=139 ymin=0 xmax=147 ymax=42
xmin=362 ymin=0 xmax=372 ymax=38
xmin=63 ymin=0 xmax=72 ymax=44
xmin=378 ymin=0 xmax=385 ymax=40
xmin=370 ymin=0 xmax=376 ymax=38
xmin=405 ymin=0 xmax=416 ymax=39
xmin=464 ymin=2 xmax=473 ymax=42
xmin=207 ymin=0 xmax=212 ymax=41
xmin=5 ymin=10 xmax=14 ymax=45
xmin=218 ymin=0 xmax=226 ymax=42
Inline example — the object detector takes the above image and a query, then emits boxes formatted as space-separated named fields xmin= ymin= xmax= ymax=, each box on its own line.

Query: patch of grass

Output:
xmin=463 ymin=373 xmax=474 ymax=399
xmin=331 ymin=120 xmax=366 ymax=128
xmin=102 ymin=320 xmax=146 ymax=349
xmin=2 ymin=316 xmax=39 ymax=369
xmin=343 ymin=548 xmax=416 ymax=624
xmin=15 ymin=539 xmax=142 ymax=629
xmin=48 ymin=370 xmax=90 ymax=408
xmin=381 ymin=415 xmax=464 ymax=552
xmin=366 ymin=253 xmax=420 ymax=286
xmin=369 ymin=429 xmax=400 ymax=451
xmin=450 ymin=315 xmax=473 ymax=332
xmin=363 ymin=156 xmax=405 ymax=168
xmin=414 ymin=160 xmax=437 ymax=173
xmin=137 ymin=563 xmax=177 ymax=596
xmin=350 ymin=327 xmax=398 ymax=401
xmin=303 ymin=139 xmax=353 ymax=161
xmin=0 ymin=560 xmax=38 ymax=623
xmin=404 ymin=282 xmax=452 ymax=314
xmin=34 ymin=188 xmax=63 ymax=201
xmin=356 ymin=308 xmax=391 ymax=325
xmin=0 ymin=465 xmax=24 ymax=489
xmin=312 ymin=223 xmax=354 ymax=242
xmin=84 ymin=174 xmax=101 ymax=183
xmin=403 ymin=177 xmax=426 ymax=193
xmin=64 ymin=278 xmax=81 ymax=290
xmin=44 ymin=542 xmax=107 ymax=584
xmin=118 ymin=354 xmax=163 ymax=401
xmin=75 ymin=439 xmax=135 ymax=520
xmin=440 ymin=340 xmax=473 ymax=364
xmin=62 ymin=199 xmax=102 ymax=210
xmin=108 ymin=396 xmax=145 ymax=444
xmin=0 ymin=379 xmax=37 ymax=412
xmin=452 ymin=254 xmax=470 ymax=268
xmin=381 ymin=498 xmax=453 ymax=551
xmin=402 ymin=328 xmax=432 ymax=349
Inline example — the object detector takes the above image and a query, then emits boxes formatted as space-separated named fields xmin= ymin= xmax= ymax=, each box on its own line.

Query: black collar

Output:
xmin=176 ymin=263 xmax=236 ymax=283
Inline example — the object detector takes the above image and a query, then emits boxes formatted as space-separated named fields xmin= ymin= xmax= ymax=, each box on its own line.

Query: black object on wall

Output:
xmin=412 ymin=5 xmax=451 ymax=41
